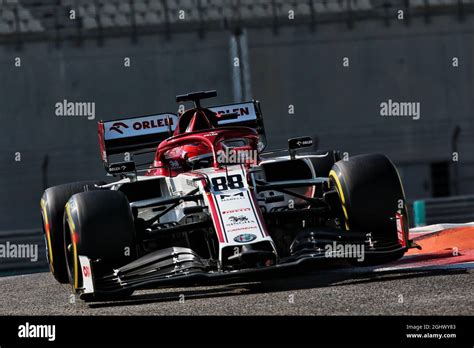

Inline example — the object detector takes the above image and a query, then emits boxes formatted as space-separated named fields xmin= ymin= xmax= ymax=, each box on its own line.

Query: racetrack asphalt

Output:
xmin=0 ymin=265 xmax=472 ymax=315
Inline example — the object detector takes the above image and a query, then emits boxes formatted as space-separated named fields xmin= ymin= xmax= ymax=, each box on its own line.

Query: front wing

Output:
xmin=78 ymin=239 xmax=409 ymax=298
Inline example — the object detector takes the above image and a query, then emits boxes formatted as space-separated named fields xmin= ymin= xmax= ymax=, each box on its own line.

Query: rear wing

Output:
xmin=97 ymin=100 xmax=266 ymax=169
xmin=98 ymin=113 xmax=178 ymax=164
xmin=209 ymin=100 xmax=266 ymax=137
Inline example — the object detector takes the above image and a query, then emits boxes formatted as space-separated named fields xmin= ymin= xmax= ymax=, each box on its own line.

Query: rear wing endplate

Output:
xmin=210 ymin=100 xmax=267 ymax=151
xmin=209 ymin=100 xmax=266 ymax=137
xmin=98 ymin=113 xmax=178 ymax=164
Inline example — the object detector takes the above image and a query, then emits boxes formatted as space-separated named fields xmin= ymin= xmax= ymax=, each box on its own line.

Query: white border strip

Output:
xmin=410 ymin=222 xmax=474 ymax=234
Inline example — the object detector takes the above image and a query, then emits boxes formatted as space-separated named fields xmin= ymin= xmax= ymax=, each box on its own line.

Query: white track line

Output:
xmin=410 ymin=222 xmax=474 ymax=234
xmin=373 ymin=261 xmax=474 ymax=272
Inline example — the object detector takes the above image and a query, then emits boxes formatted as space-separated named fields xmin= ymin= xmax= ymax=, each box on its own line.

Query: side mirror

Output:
xmin=288 ymin=136 xmax=313 ymax=159
xmin=105 ymin=161 xmax=136 ymax=174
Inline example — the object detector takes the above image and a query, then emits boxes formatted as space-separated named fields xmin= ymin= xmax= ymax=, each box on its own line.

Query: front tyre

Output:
xmin=329 ymin=154 xmax=409 ymax=265
xmin=40 ymin=181 xmax=104 ymax=283
xmin=64 ymin=190 xmax=137 ymax=298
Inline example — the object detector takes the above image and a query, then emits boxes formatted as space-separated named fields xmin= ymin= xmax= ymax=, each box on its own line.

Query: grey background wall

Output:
xmin=248 ymin=16 xmax=474 ymax=199
xmin=0 ymin=32 xmax=234 ymax=230
xmin=0 ymin=0 xmax=474 ymax=233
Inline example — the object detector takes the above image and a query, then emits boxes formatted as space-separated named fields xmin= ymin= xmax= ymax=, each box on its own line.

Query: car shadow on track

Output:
xmin=86 ymin=265 xmax=468 ymax=309
xmin=87 ymin=263 xmax=350 ymax=308
xmin=330 ymin=268 xmax=469 ymax=287
xmin=87 ymin=284 xmax=259 ymax=308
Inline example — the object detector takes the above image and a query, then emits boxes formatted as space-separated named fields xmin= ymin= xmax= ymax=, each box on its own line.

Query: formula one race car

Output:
xmin=40 ymin=90 xmax=418 ymax=300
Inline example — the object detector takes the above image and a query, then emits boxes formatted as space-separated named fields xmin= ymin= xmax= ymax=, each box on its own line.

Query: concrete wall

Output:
xmin=0 ymin=31 xmax=233 ymax=230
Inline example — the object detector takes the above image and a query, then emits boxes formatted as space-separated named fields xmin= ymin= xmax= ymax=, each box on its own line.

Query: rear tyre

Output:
xmin=40 ymin=181 xmax=104 ymax=283
xmin=64 ymin=190 xmax=136 ymax=297
xmin=329 ymin=154 xmax=409 ymax=265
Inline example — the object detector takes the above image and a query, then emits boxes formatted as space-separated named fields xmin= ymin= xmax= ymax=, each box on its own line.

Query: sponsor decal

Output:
xmin=233 ymin=233 xmax=257 ymax=243
xmin=132 ymin=117 xmax=174 ymax=130
xmin=78 ymin=255 xmax=95 ymax=294
xmin=396 ymin=213 xmax=406 ymax=247
xmin=219 ymin=192 xmax=245 ymax=201
xmin=203 ymin=132 xmax=218 ymax=137
xmin=222 ymin=208 xmax=251 ymax=214
xmin=209 ymin=102 xmax=257 ymax=125
xmin=288 ymin=136 xmax=313 ymax=150
xmin=298 ymin=140 xmax=312 ymax=146
xmin=109 ymin=121 xmax=129 ymax=134
xmin=104 ymin=114 xmax=178 ymax=140
xmin=225 ymin=214 xmax=258 ymax=230
xmin=108 ymin=164 xmax=128 ymax=172
xmin=228 ymin=215 xmax=251 ymax=224
xmin=109 ymin=118 xmax=174 ymax=134
xmin=227 ymin=226 xmax=257 ymax=233
xmin=82 ymin=265 xmax=91 ymax=278
xmin=106 ymin=161 xmax=135 ymax=173
xmin=215 ymin=106 xmax=250 ymax=117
